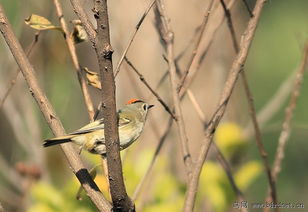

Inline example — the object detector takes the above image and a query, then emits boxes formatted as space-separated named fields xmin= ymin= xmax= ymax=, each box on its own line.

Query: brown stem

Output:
xmin=220 ymin=0 xmax=278 ymax=207
xmin=93 ymin=1 xmax=134 ymax=211
xmin=268 ymin=42 xmax=308 ymax=203
xmin=156 ymin=0 xmax=193 ymax=176
xmin=114 ymin=0 xmax=157 ymax=77
xmin=183 ymin=0 xmax=268 ymax=211
xmin=221 ymin=0 xmax=278 ymax=207
xmin=124 ymin=57 xmax=176 ymax=120
xmin=0 ymin=32 xmax=40 ymax=110
xmin=0 ymin=4 xmax=111 ymax=212
xmin=52 ymin=0 xmax=95 ymax=120
xmin=177 ymin=0 xmax=215 ymax=92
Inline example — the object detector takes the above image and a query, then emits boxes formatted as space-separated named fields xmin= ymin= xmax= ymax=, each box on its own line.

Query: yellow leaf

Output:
xmin=71 ymin=20 xmax=88 ymax=44
xmin=83 ymin=67 xmax=101 ymax=89
xmin=25 ymin=14 xmax=62 ymax=31
xmin=235 ymin=160 xmax=262 ymax=190
xmin=215 ymin=122 xmax=246 ymax=158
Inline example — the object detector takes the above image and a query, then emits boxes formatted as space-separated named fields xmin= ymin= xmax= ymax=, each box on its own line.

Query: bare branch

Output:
xmin=186 ymin=88 xmax=247 ymax=211
xmin=243 ymin=71 xmax=295 ymax=138
xmin=272 ymin=43 xmax=308 ymax=185
xmin=178 ymin=0 xmax=237 ymax=96
xmin=220 ymin=0 xmax=278 ymax=206
xmin=0 ymin=32 xmax=40 ymax=110
xmin=93 ymin=1 xmax=134 ymax=211
xmin=0 ymin=4 xmax=111 ymax=211
xmin=124 ymin=57 xmax=176 ymax=120
xmin=177 ymin=0 xmax=215 ymax=92
xmin=183 ymin=1 xmax=268 ymax=211
xmin=156 ymin=0 xmax=193 ymax=175
xmin=241 ymin=0 xmax=254 ymax=17
xmin=213 ymin=143 xmax=248 ymax=212
xmin=114 ymin=0 xmax=157 ymax=77
xmin=52 ymin=0 xmax=95 ymax=120
xmin=132 ymin=117 xmax=173 ymax=201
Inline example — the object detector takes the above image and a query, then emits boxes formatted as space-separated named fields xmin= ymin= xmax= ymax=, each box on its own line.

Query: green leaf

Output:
xmin=25 ymin=14 xmax=62 ymax=31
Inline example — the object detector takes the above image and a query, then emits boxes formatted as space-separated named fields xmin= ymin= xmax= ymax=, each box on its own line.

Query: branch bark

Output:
xmin=183 ymin=0 xmax=268 ymax=211
xmin=93 ymin=1 xmax=134 ymax=211
xmin=0 ymin=4 xmax=111 ymax=212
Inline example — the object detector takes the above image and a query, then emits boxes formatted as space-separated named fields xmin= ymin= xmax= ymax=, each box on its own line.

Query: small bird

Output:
xmin=43 ymin=99 xmax=154 ymax=155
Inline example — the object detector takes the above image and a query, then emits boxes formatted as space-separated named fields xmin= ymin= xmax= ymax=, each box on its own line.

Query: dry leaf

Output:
xmin=83 ymin=67 xmax=101 ymax=89
xmin=25 ymin=14 xmax=62 ymax=31
xmin=71 ymin=20 xmax=88 ymax=44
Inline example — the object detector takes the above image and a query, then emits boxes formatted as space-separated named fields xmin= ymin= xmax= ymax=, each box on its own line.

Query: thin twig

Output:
xmin=213 ymin=143 xmax=248 ymax=212
xmin=183 ymin=1 xmax=268 ymax=211
xmin=114 ymin=0 xmax=157 ymax=77
xmin=0 ymin=5 xmax=111 ymax=211
xmin=124 ymin=57 xmax=176 ymax=120
xmin=53 ymin=0 xmax=95 ymax=121
xmin=0 ymin=32 xmax=40 ymax=109
xmin=178 ymin=0 xmax=237 ymax=96
xmin=93 ymin=0 xmax=134 ymax=210
xmin=177 ymin=0 xmax=215 ymax=92
xmin=220 ymin=0 xmax=278 ymax=207
xmin=186 ymin=88 xmax=247 ymax=212
xmin=241 ymin=0 xmax=254 ymax=17
xmin=131 ymin=0 xmax=240 ymax=207
xmin=132 ymin=117 xmax=173 ymax=201
xmin=272 ymin=42 xmax=308 ymax=189
xmin=156 ymin=0 xmax=193 ymax=176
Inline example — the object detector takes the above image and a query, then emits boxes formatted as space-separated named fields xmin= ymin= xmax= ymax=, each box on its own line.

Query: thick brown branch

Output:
xmin=0 ymin=4 xmax=111 ymax=212
xmin=93 ymin=1 xmax=134 ymax=211
xmin=183 ymin=0 xmax=268 ymax=211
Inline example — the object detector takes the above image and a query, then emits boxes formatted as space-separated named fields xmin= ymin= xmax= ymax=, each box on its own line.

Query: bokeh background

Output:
xmin=0 ymin=0 xmax=308 ymax=211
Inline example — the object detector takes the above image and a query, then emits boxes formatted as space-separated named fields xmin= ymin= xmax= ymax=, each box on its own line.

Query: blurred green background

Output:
xmin=0 ymin=0 xmax=308 ymax=211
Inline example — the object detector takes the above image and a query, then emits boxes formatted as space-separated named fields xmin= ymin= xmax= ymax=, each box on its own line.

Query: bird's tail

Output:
xmin=43 ymin=135 xmax=74 ymax=147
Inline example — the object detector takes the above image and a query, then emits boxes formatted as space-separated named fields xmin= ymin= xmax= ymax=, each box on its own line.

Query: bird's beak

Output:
xmin=148 ymin=104 xmax=154 ymax=109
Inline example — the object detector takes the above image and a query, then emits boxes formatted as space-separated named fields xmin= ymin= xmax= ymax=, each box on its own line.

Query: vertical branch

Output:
xmin=52 ymin=0 xmax=95 ymax=120
xmin=93 ymin=1 xmax=134 ymax=211
xmin=220 ymin=0 xmax=278 ymax=206
xmin=156 ymin=0 xmax=193 ymax=175
xmin=183 ymin=0 xmax=268 ymax=211
xmin=0 ymin=4 xmax=111 ymax=212
xmin=271 ymin=43 xmax=308 ymax=188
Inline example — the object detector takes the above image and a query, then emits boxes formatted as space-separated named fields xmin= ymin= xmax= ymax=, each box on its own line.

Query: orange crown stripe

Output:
xmin=126 ymin=98 xmax=141 ymax=104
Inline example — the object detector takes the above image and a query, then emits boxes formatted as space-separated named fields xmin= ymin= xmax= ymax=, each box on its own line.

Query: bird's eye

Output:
xmin=143 ymin=104 xmax=147 ymax=111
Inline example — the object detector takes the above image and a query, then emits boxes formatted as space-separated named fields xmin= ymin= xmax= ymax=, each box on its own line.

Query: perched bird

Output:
xmin=43 ymin=99 xmax=154 ymax=155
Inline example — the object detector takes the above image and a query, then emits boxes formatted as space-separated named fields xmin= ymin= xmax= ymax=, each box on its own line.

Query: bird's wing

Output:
xmin=70 ymin=119 xmax=105 ymax=135
xmin=119 ymin=117 xmax=131 ymax=126
xmin=69 ymin=116 xmax=131 ymax=135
